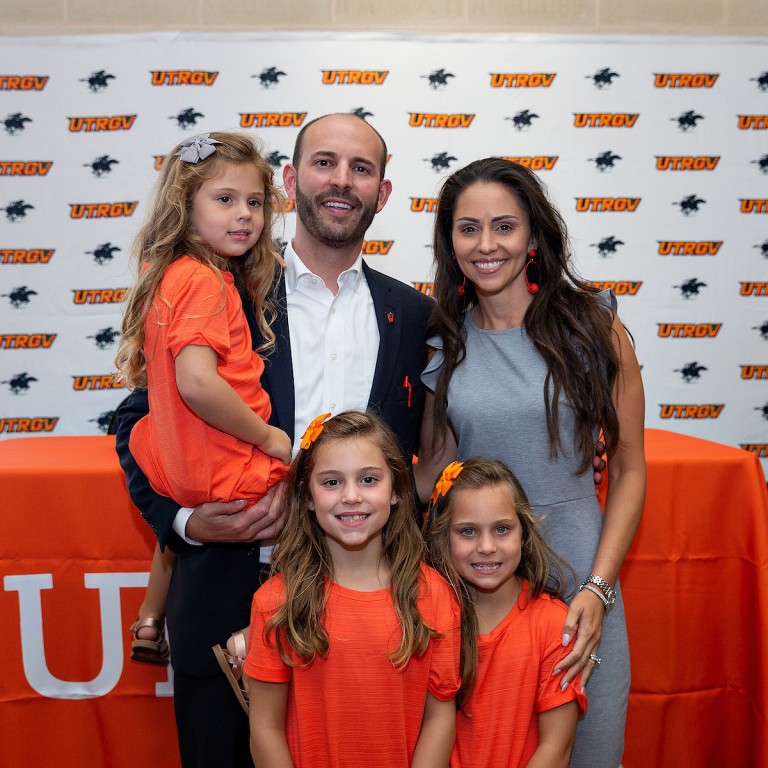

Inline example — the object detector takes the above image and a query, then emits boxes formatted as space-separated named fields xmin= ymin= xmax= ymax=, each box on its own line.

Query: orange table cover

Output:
xmin=0 ymin=430 xmax=766 ymax=767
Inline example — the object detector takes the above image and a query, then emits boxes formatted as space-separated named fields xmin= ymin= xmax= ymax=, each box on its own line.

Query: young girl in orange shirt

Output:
xmin=245 ymin=411 xmax=460 ymax=768
xmin=115 ymin=132 xmax=291 ymax=663
xmin=425 ymin=458 xmax=588 ymax=768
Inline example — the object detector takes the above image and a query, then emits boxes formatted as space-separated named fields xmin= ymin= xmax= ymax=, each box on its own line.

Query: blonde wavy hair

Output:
xmin=115 ymin=131 xmax=284 ymax=387
xmin=425 ymin=457 xmax=575 ymax=712
xmin=265 ymin=411 xmax=438 ymax=669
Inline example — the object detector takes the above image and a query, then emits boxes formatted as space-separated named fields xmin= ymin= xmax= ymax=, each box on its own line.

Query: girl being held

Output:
xmin=115 ymin=132 xmax=291 ymax=661
xmin=426 ymin=458 xmax=587 ymax=768
xmin=245 ymin=411 xmax=460 ymax=768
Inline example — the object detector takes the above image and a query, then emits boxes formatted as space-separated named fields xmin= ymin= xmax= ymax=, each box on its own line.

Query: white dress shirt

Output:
xmin=284 ymin=240 xmax=379 ymax=452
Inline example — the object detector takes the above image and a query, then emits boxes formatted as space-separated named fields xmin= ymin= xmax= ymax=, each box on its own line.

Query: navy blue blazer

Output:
xmin=113 ymin=262 xmax=433 ymax=675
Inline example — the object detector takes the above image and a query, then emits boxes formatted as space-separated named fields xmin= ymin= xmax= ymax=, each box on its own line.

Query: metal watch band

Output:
xmin=586 ymin=574 xmax=613 ymax=596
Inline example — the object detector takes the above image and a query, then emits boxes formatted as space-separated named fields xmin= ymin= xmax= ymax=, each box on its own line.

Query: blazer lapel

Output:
xmin=257 ymin=274 xmax=297 ymax=442
xmin=364 ymin=262 xmax=403 ymax=408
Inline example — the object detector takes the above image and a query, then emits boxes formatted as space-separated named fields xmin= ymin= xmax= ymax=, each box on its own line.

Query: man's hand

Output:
xmin=186 ymin=484 xmax=286 ymax=544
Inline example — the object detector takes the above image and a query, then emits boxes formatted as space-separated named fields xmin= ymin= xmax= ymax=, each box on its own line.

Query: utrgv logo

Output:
xmin=169 ymin=108 xmax=204 ymax=129
xmin=590 ymin=151 xmax=621 ymax=172
xmin=491 ymin=73 xmax=555 ymax=88
xmin=0 ymin=75 xmax=49 ymax=91
xmin=671 ymin=111 xmax=704 ymax=131
xmin=87 ymin=243 xmax=121 ymax=265
xmin=737 ymin=115 xmax=768 ymax=130
xmin=506 ymin=110 xmax=539 ymax=131
xmin=587 ymin=68 xmax=619 ymax=89
xmin=502 ymin=156 xmax=558 ymax=171
xmin=424 ymin=153 xmax=457 ymax=173
xmin=658 ymin=241 xmax=722 ymax=256
xmin=252 ymin=67 xmax=287 ymax=88
xmin=0 ymin=161 xmax=52 ymax=176
xmin=0 ymin=249 xmax=54 ymax=265
xmin=321 ymin=70 xmax=388 ymax=85
xmin=84 ymin=156 xmax=119 ymax=178
xmin=80 ymin=70 xmax=115 ymax=92
xmin=422 ymin=69 xmax=454 ymax=89
xmin=3 ymin=113 xmax=32 ymax=135
xmin=654 ymin=73 xmax=718 ymax=88
xmin=0 ymin=333 xmax=56 ymax=348
xmin=2 ymin=372 xmax=37 ymax=394
xmin=674 ymin=278 xmax=707 ymax=299
xmin=3 ymin=200 xmax=34 ymax=221
xmin=4 ymin=572 xmax=171 ymax=699
xmin=2 ymin=286 xmax=37 ymax=307
xmin=674 ymin=362 xmax=707 ymax=382
xmin=0 ymin=417 xmax=58 ymax=434
xmin=150 ymin=71 xmax=218 ymax=86
xmin=591 ymin=237 xmax=625 ymax=257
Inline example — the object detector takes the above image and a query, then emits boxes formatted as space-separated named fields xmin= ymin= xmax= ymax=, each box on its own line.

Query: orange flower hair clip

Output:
xmin=299 ymin=412 xmax=332 ymax=450
xmin=429 ymin=461 xmax=464 ymax=507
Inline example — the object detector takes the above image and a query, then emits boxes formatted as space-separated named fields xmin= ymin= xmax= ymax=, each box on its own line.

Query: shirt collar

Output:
xmin=284 ymin=239 xmax=364 ymax=294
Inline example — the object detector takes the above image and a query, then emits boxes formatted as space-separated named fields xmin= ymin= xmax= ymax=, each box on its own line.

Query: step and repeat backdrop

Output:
xmin=1 ymin=32 xmax=766 ymax=471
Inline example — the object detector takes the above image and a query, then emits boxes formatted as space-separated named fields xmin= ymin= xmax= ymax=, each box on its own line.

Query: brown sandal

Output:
xmin=130 ymin=617 xmax=170 ymax=665
xmin=213 ymin=630 xmax=249 ymax=714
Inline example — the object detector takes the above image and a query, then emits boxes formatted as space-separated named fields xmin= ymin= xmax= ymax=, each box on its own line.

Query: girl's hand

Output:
xmin=553 ymin=588 xmax=606 ymax=690
xmin=258 ymin=426 xmax=292 ymax=465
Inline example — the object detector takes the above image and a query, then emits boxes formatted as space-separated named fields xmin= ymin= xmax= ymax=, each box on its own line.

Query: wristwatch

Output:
xmin=580 ymin=574 xmax=617 ymax=612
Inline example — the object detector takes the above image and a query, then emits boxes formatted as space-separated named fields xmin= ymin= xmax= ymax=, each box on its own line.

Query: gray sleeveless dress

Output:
xmin=421 ymin=301 xmax=630 ymax=768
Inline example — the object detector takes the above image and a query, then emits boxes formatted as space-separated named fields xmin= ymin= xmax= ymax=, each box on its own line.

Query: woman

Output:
xmin=416 ymin=157 xmax=646 ymax=768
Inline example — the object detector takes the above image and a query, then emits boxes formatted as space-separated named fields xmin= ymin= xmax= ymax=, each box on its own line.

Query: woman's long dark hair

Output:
xmin=429 ymin=157 xmax=621 ymax=471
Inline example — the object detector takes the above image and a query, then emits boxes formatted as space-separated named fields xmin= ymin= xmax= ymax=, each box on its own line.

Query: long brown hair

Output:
xmin=265 ymin=411 xmax=438 ymax=669
xmin=429 ymin=157 xmax=621 ymax=472
xmin=115 ymin=132 xmax=283 ymax=387
xmin=425 ymin=457 xmax=574 ymax=711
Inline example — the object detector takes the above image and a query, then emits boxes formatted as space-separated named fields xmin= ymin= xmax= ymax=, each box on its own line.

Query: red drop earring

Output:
xmin=457 ymin=274 xmax=466 ymax=296
xmin=524 ymin=248 xmax=540 ymax=295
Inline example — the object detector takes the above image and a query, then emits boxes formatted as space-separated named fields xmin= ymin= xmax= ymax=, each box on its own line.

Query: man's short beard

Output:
xmin=295 ymin=185 xmax=377 ymax=249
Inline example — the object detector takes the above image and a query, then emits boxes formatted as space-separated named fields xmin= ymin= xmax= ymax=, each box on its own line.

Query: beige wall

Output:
xmin=2 ymin=0 xmax=767 ymax=35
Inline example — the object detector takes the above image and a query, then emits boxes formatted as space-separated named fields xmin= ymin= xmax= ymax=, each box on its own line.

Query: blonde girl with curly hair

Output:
xmin=115 ymin=132 xmax=291 ymax=664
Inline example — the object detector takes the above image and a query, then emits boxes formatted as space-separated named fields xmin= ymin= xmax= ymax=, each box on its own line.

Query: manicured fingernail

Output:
xmin=553 ymin=667 xmax=561 ymax=676
xmin=561 ymin=681 xmax=568 ymax=691
xmin=234 ymin=499 xmax=247 ymax=508
xmin=562 ymin=633 xmax=572 ymax=646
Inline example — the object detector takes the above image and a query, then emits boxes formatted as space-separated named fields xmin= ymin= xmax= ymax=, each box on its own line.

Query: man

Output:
xmin=114 ymin=113 xmax=433 ymax=767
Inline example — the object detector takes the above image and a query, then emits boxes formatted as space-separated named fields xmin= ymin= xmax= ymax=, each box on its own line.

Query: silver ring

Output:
xmin=589 ymin=654 xmax=602 ymax=667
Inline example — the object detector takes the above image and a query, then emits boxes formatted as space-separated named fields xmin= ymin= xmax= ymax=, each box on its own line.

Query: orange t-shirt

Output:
xmin=245 ymin=564 xmax=461 ymax=768
xmin=451 ymin=580 xmax=588 ymax=768
xmin=130 ymin=256 xmax=287 ymax=507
